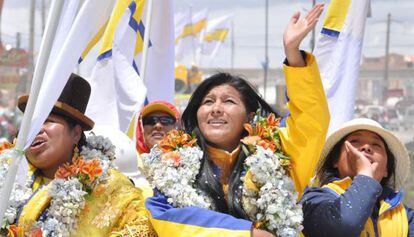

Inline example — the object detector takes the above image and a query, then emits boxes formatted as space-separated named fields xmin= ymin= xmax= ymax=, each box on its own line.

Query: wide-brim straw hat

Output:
xmin=319 ymin=118 xmax=410 ymax=189
xmin=18 ymin=73 xmax=94 ymax=131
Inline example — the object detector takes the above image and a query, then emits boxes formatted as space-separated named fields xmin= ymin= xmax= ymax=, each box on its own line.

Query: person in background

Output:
xmin=300 ymin=118 xmax=414 ymax=237
xmin=135 ymin=101 xmax=180 ymax=154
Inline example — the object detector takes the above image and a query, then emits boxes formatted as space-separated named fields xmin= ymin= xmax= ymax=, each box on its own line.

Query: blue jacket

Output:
xmin=300 ymin=175 xmax=414 ymax=237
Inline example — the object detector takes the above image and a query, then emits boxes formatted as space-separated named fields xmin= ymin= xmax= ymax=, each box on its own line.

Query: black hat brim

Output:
xmin=18 ymin=95 xmax=94 ymax=131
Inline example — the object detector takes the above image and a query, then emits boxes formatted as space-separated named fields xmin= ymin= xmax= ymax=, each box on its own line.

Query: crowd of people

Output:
xmin=0 ymin=108 xmax=17 ymax=142
xmin=0 ymin=4 xmax=413 ymax=237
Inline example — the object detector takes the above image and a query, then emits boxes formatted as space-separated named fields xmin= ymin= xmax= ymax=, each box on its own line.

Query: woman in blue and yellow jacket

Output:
xmin=300 ymin=118 xmax=414 ymax=237
xmin=145 ymin=4 xmax=330 ymax=237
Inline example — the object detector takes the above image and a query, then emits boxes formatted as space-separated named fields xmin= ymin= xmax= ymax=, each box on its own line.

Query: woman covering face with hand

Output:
xmin=0 ymin=74 xmax=156 ymax=237
xmin=143 ymin=4 xmax=329 ymax=237
xmin=300 ymin=118 xmax=414 ymax=237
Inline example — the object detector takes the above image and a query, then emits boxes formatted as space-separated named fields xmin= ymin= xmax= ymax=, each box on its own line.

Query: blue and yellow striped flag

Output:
xmin=84 ymin=0 xmax=148 ymax=132
xmin=314 ymin=0 xmax=370 ymax=133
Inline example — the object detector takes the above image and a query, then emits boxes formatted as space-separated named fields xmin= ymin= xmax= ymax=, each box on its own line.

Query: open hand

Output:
xmin=283 ymin=3 xmax=324 ymax=50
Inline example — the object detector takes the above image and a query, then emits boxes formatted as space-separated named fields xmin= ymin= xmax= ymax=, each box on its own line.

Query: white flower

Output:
xmin=0 ymin=134 xmax=115 ymax=236
xmin=242 ymin=146 xmax=303 ymax=236
xmin=142 ymin=146 xmax=213 ymax=209
xmin=143 ymin=140 xmax=303 ymax=236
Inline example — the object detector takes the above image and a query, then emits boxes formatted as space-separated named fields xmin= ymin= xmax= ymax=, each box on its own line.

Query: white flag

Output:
xmin=85 ymin=0 xmax=147 ymax=132
xmin=175 ymin=9 xmax=208 ymax=62
xmin=139 ymin=0 xmax=175 ymax=102
xmin=200 ymin=15 xmax=232 ymax=63
xmin=24 ymin=0 xmax=116 ymax=149
xmin=314 ymin=0 xmax=370 ymax=133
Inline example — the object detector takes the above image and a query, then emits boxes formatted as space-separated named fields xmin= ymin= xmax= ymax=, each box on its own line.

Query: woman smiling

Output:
xmin=143 ymin=4 xmax=329 ymax=237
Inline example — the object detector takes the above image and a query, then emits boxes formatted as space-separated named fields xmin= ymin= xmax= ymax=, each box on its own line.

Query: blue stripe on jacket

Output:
xmin=146 ymin=192 xmax=252 ymax=230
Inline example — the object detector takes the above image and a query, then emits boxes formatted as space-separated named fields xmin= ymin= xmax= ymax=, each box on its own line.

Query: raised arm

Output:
xmin=278 ymin=4 xmax=330 ymax=196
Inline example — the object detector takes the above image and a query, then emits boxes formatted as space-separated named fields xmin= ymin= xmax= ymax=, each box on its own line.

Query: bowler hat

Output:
xmin=18 ymin=73 xmax=94 ymax=130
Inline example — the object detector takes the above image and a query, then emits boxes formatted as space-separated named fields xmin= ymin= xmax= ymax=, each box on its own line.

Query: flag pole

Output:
xmin=0 ymin=0 xmax=65 ymax=221
xmin=140 ymin=0 xmax=154 ymax=84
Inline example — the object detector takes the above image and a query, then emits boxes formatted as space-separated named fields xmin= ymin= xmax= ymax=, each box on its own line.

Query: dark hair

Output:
xmin=61 ymin=115 xmax=87 ymax=153
xmin=318 ymin=133 xmax=396 ymax=188
xmin=182 ymin=72 xmax=279 ymax=218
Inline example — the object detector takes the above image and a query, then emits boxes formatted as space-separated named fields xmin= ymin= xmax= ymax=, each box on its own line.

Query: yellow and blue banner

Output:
xmin=85 ymin=0 xmax=147 ymax=132
xmin=314 ymin=0 xmax=370 ymax=133
xmin=200 ymin=14 xmax=232 ymax=65
xmin=174 ymin=9 xmax=208 ymax=62
xmin=83 ymin=0 xmax=175 ymax=133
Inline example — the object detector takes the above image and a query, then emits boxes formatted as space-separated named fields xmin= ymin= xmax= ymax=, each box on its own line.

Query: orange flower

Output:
xmin=255 ymin=124 xmax=264 ymax=137
xmin=257 ymin=140 xmax=277 ymax=152
xmin=55 ymin=164 xmax=73 ymax=179
xmin=0 ymin=141 xmax=14 ymax=154
xmin=241 ymin=135 xmax=261 ymax=147
xmin=7 ymin=225 xmax=23 ymax=237
xmin=29 ymin=228 xmax=43 ymax=237
xmin=243 ymin=123 xmax=265 ymax=137
xmin=159 ymin=129 xmax=197 ymax=152
xmin=161 ymin=151 xmax=181 ymax=167
xmin=81 ymin=159 xmax=103 ymax=182
xmin=244 ymin=124 xmax=254 ymax=135
xmin=71 ymin=157 xmax=87 ymax=175
xmin=266 ymin=113 xmax=281 ymax=127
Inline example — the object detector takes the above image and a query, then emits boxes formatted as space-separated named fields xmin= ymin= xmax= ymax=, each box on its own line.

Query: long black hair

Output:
xmin=182 ymin=72 xmax=279 ymax=218
xmin=317 ymin=132 xmax=396 ymax=188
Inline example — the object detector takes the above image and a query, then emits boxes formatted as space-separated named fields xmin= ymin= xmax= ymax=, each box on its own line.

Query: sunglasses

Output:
xmin=142 ymin=116 xmax=176 ymax=126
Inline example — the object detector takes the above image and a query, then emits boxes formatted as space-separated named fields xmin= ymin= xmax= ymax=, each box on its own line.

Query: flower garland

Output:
xmin=0 ymin=142 xmax=33 ymax=231
xmin=142 ymin=130 xmax=213 ymax=209
xmin=241 ymin=113 xmax=303 ymax=236
xmin=0 ymin=135 xmax=116 ymax=237
xmin=142 ymin=113 xmax=303 ymax=236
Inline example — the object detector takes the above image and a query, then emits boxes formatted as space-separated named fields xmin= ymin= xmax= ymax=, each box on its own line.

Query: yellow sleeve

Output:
xmin=110 ymin=199 xmax=157 ymax=237
xmin=279 ymin=52 xmax=330 ymax=197
xmin=106 ymin=170 xmax=156 ymax=237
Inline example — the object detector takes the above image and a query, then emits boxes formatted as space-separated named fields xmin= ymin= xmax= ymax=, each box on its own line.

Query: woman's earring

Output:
xmin=73 ymin=145 xmax=79 ymax=157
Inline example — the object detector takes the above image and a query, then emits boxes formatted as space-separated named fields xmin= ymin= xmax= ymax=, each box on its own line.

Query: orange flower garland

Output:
xmin=241 ymin=113 xmax=290 ymax=169
xmin=157 ymin=129 xmax=198 ymax=167
xmin=159 ymin=130 xmax=197 ymax=153
xmin=55 ymin=156 xmax=103 ymax=186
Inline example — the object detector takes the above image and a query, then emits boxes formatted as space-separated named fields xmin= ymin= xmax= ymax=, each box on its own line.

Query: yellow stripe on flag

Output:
xmin=79 ymin=21 xmax=109 ymax=60
xmin=133 ymin=0 xmax=146 ymax=55
xmin=204 ymin=29 xmax=229 ymax=43
xmin=323 ymin=0 xmax=351 ymax=32
xmin=175 ymin=19 xmax=207 ymax=45
xmin=98 ymin=0 xmax=134 ymax=56
xmin=126 ymin=112 xmax=139 ymax=140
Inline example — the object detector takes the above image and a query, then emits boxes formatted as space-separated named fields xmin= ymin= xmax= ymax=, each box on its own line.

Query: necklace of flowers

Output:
xmin=142 ymin=112 xmax=303 ymax=237
xmin=0 ymin=134 xmax=116 ymax=237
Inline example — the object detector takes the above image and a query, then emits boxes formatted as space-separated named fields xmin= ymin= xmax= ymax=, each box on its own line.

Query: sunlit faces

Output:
xmin=143 ymin=111 xmax=176 ymax=148
xmin=334 ymin=130 xmax=389 ymax=181
xmin=26 ymin=114 xmax=82 ymax=178
xmin=197 ymin=84 xmax=249 ymax=152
